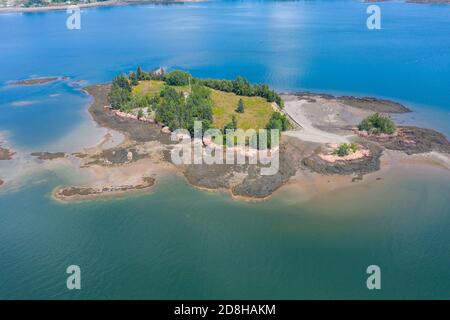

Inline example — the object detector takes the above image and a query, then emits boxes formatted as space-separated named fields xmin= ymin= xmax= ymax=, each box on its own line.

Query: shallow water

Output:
xmin=0 ymin=0 xmax=449 ymax=299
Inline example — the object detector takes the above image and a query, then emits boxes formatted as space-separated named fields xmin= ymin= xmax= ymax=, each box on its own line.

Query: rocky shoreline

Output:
xmin=360 ymin=126 xmax=450 ymax=155
xmin=44 ymin=83 xmax=450 ymax=202
xmin=302 ymin=142 xmax=383 ymax=176
xmin=291 ymin=92 xmax=411 ymax=114
xmin=54 ymin=177 xmax=155 ymax=201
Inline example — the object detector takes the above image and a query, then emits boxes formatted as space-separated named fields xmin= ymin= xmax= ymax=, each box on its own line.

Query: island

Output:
xmin=9 ymin=76 xmax=68 ymax=86
xmin=42 ymin=67 xmax=450 ymax=201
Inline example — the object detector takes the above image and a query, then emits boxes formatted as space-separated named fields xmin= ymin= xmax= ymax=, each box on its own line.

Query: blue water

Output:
xmin=0 ymin=0 xmax=450 ymax=299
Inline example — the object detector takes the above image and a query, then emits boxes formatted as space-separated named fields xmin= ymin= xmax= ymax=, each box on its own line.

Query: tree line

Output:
xmin=108 ymin=67 xmax=290 ymax=147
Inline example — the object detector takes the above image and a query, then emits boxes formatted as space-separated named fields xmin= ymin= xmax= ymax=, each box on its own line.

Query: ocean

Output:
xmin=0 ymin=0 xmax=449 ymax=299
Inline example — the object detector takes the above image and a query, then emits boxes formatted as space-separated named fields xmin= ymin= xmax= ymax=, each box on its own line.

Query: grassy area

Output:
xmin=133 ymin=80 xmax=275 ymax=130
xmin=210 ymin=89 xmax=274 ymax=130
xmin=132 ymin=80 xmax=165 ymax=96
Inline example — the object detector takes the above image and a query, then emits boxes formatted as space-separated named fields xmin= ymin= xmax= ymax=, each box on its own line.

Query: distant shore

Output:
xmin=366 ymin=0 xmax=449 ymax=4
xmin=2 ymin=0 xmax=447 ymax=14
xmin=0 ymin=0 xmax=205 ymax=14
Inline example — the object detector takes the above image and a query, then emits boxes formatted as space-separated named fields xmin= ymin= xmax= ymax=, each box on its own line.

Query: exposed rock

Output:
xmin=31 ymin=152 xmax=66 ymax=160
xmin=302 ymin=143 xmax=383 ymax=176
xmin=85 ymin=84 xmax=173 ymax=144
xmin=55 ymin=177 xmax=155 ymax=200
xmin=337 ymin=96 xmax=411 ymax=114
xmin=364 ymin=126 xmax=450 ymax=155
xmin=291 ymin=92 xmax=411 ymax=113
xmin=85 ymin=146 xmax=146 ymax=166
xmin=161 ymin=126 xmax=171 ymax=134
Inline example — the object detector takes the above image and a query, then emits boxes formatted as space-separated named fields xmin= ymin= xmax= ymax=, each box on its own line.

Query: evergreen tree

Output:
xmin=235 ymin=99 xmax=244 ymax=113
xmin=137 ymin=66 xmax=144 ymax=80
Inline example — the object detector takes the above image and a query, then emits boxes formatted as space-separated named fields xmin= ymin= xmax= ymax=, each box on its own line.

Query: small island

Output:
xmin=9 ymin=76 xmax=68 ymax=86
xmin=39 ymin=66 xmax=450 ymax=201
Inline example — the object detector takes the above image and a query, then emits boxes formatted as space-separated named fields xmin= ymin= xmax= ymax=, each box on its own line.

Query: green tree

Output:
xmin=129 ymin=72 xmax=139 ymax=86
xmin=333 ymin=143 xmax=358 ymax=157
xmin=164 ymin=70 xmax=191 ymax=86
xmin=358 ymin=113 xmax=396 ymax=134
xmin=109 ymin=74 xmax=132 ymax=109
xmin=224 ymin=115 xmax=237 ymax=132
xmin=266 ymin=112 xmax=290 ymax=131
xmin=235 ymin=99 xmax=245 ymax=113
xmin=136 ymin=66 xmax=144 ymax=80
xmin=232 ymin=76 xmax=253 ymax=96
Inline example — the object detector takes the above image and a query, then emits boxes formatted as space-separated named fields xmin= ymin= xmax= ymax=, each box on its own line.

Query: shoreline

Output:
xmin=0 ymin=0 xmax=206 ymax=14
xmin=2 ymin=0 xmax=448 ymax=14
xmin=72 ymin=82 xmax=449 ymax=202
xmin=3 ymin=78 xmax=449 ymax=202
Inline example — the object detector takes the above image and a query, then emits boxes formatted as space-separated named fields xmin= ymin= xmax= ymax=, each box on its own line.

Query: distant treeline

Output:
xmin=23 ymin=0 xmax=108 ymax=7
xmin=122 ymin=68 xmax=284 ymax=108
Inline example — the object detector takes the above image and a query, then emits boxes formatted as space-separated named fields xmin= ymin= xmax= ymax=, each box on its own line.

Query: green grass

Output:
xmin=133 ymin=80 xmax=190 ymax=97
xmin=133 ymin=80 xmax=276 ymax=131
xmin=132 ymin=80 xmax=165 ymax=96
xmin=210 ymin=89 xmax=274 ymax=130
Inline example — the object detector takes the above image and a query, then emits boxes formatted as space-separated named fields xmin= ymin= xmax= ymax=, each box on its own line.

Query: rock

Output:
xmin=366 ymin=126 xmax=450 ymax=155
xmin=161 ymin=126 xmax=171 ymax=134
xmin=30 ymin=152 xmax=66 ymax=160
xmin=302 ymin=142 xmax=383 ymax=176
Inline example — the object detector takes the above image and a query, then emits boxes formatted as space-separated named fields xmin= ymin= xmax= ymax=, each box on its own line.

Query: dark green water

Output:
xmin=1 ymin=167 xmax=449 ymax=299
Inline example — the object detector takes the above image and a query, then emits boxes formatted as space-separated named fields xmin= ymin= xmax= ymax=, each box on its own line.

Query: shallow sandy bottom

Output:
xmin=273 ymin=149 xmax=450 ymax=204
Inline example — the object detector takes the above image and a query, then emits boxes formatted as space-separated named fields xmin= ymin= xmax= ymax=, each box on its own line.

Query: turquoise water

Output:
xmin=0 ymin=0 xmax=450 ymax=299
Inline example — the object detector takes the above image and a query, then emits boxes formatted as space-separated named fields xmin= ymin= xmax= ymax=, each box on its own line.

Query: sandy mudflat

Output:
xmin=282 ymin=95 xmax=352 ymax=144
xmin=0 ymin=145 xmax=15 ymax=160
